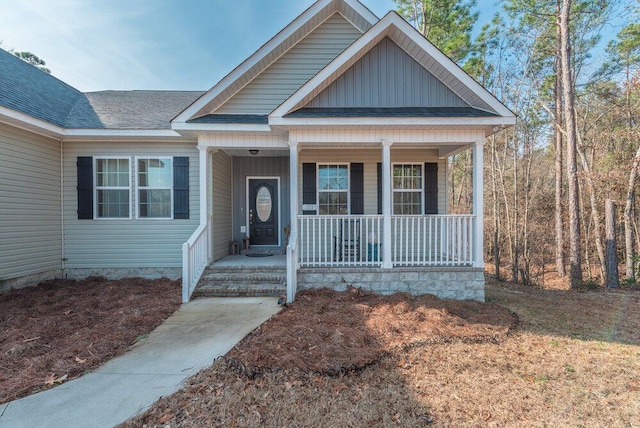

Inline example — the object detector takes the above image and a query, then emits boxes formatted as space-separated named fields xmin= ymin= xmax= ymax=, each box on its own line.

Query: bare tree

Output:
xmin=560 ymin=0 xmax=583 ymax=288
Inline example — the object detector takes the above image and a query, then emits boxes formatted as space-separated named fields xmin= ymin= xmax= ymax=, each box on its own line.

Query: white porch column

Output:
xmin=382 ymin=141 xmax=393 ymax=269
xmin=197 ymin=144 xmax=212 ymax=261
xmin=287 ymin=141 xmax=299 ymax=302
xmin=472 ymin=139 xmax=484 ymax=268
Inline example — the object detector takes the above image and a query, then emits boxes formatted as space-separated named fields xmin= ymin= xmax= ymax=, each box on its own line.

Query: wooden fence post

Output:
xmin=605 ymin=199 xmax=619 ymax=289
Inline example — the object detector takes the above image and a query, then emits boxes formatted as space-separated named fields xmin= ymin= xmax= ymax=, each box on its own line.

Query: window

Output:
xmin=137 ymin=158 xmax=173 ymax=218
xmin=393 ymin=164 xmax=423 ymax=214
xmin=318 ymin=164 xmax=348 ymax=215
xmin=95 ymin=158 xmax=131 ymax=218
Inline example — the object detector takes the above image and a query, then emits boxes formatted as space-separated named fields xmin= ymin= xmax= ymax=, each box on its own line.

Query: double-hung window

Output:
xmin=95 ymin=158 xmax=131 ymax=218
xmin=318 ymin=164 xmax=349 ymax=215
xmin=137 ymin=157 xmax=173 ymax=219
xmin=393 ymin=164 xmax=423 ymax=214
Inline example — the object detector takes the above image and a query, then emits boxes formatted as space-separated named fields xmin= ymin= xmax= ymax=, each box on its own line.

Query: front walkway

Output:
xmin=0 ymin=297 xmax=281 ymax=428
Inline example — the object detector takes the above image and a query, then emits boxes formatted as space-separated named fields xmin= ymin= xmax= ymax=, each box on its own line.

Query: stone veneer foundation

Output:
xmin=297 ymin=267 xmax=485 ymax=301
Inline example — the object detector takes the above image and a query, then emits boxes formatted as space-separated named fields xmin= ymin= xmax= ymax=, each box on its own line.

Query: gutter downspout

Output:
xmin=60 ymin=138 xmax=66 ymax=277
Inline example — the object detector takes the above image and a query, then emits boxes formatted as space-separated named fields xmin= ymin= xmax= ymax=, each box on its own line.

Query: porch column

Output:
xmin=197 ymin=144 xmax=212 ymax=261
xmin=382 ymin=141 xmax=393 ymax=269
xmin=287 ymin=141 xmax=299 ymax=303
xmin=472 ymin=139 xmax=484 ymax=268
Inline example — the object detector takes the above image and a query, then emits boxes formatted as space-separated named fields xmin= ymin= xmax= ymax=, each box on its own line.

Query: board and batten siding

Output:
xmin=0 ymin=124 xmax=62 ymax=281
xmin=306 ymin=37 xmax=469 ymax=108
xmin=63 ymin=141 xmax=199 ymax=269
xmin=211 ymin=150 xmax=232 ymax=261
xmin=232 ymin=156 xmax=290 ymax=246
xmin=297 ymin=148 xmax=446 ymax=215
xmin=216 ymin=13 xmax=362 ymax=115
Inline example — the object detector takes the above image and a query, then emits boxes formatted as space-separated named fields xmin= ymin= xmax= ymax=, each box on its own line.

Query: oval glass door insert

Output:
xmin=256 ymin=186 xmax=272 ymax=222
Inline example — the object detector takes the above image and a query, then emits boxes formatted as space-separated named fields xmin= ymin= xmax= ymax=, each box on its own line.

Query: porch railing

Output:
xmin=286 ymin=228 xmax=297 ymax=303
xmin=297 ymin=214 xmax=474 ymax=268
xmin=181 ymin=220 xmax=210 ymax=303
xmin=391 ymin=215 xmax=474 ymax=266
xmin=298 ymin=215 xmax=383 ymax=267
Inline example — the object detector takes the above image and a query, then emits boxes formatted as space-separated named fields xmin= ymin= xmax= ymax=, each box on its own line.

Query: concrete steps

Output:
xmin=193 ymin=265 xmax=286 ymax=298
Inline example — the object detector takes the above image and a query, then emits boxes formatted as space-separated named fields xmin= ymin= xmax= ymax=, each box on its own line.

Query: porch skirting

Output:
xmin=297 ymin=267 xmax=485 ymax=301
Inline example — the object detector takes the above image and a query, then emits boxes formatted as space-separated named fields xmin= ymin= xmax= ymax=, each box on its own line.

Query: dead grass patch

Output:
xmin=0 ymin=277 xmax=181 ymax=404
xmin=124 ymin=280 xmax=640 ymax=427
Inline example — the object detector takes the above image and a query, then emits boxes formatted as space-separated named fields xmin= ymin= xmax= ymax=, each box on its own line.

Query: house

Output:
xmin=0 ymin=0 xmax=515 ymax=302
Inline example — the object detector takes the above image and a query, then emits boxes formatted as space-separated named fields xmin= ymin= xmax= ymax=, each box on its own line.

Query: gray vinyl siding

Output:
xmin=297 ymin=149 xmax=446 ymax=215
xmin=212 ymin=151 xmax=232 ymax=261
xmin=63 ymin=141 xmax=199 ymax=269
xmin=306 ymin=37 xmax=469 ymax=108
xmin=0 ymin=124 xmax=62 ymax=280
xmin=232 ymin=157 xmax=290 ymax=246
xmin=216 ymin=13 xmax=362 ymax=115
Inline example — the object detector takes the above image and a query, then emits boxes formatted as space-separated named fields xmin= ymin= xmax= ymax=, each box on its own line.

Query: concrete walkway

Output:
xmin=0 ymin=297 xmax=281 ymax=428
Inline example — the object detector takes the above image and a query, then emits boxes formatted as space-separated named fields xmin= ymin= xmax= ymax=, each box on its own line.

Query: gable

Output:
xmin=214 ymin=13 xmax=363 ymax=116
xmin=304 ymin=37 xmax=468 ymax=109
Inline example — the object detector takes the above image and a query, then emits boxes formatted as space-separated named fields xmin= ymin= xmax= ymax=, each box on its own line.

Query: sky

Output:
xmin=0 ymin=0 xmax=620 ymax=93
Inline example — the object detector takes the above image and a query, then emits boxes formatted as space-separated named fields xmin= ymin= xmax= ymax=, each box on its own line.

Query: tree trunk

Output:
xmin=624 ymin=144 xmax=640 ymax=280
xmin=554 ymin=0 xmax=566 ymax=278
xmin=605 ymin=199 xmax=619 ymax=289
xmin=560 ymin=0 xmax=583 ymax=288
xmin=491 ymin=135 xmax=501 ymax=280
xmin=577 ymin=142 xmax=606 ymax=281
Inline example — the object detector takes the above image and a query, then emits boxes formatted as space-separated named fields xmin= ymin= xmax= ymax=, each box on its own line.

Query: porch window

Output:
xmin=318 ymin=164 xmax=349 ymax=215
xmin=137 ymin=158 xmax=173 ymax=218
xmin=393 ymin=164 xmax=423 ymax=214
xmin=95 ymin=158 xmax=131 ymax=218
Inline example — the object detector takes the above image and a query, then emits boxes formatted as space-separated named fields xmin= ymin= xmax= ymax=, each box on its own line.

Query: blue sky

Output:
xmin=10 ymin=0 xmax=624 ymax=93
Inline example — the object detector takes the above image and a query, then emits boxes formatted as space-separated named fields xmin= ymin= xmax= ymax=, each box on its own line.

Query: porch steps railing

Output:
xmin=182 ymin=222 xmax=209 ymax=303
xmin=192 ymin=265 xmax=286 ymax=298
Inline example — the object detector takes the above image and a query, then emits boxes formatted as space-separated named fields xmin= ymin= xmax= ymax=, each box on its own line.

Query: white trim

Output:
xmin=246 ymin=176 xmax=282 ymax=247
xmin=472 ymin=140 xmax=484 ymax=268
xmin=316 ymin=163 xmax=350 ymax=215
xmin=93 ymin=156 xmax=133 ymax=220
xmin=270 ymin=12 xmax=515 ymax=120
xmin=172 ymin=0 xmax=378 ymax=124
xmin=172 ymin=122 xmax=272 ymax=133
xmin=134 ymin=156 xmax=174 ymax=220
xmin=381 ymin=141 xmax=393 ymax=268
xmin=0 ymin=106 xmax=64 ymax=138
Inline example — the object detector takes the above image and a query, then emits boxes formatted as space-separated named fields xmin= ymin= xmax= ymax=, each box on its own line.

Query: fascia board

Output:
xmin=0 ymin=106 xmax=65 ymax=138
xmin=172 ymin=122 xmax=272 ymax=133
xmin=269 ymin=115 xmax=516 ymax=127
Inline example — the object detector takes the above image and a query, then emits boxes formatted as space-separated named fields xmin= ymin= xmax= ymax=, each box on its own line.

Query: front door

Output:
xmin=248 ymin=178 xmax=279 ymax=246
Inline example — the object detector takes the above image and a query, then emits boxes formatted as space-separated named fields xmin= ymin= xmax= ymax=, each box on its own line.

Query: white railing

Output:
xmin=286 ymin=229 xmax=297 ymax=303
xmin=298 ymin=215 xmax=383 ymax=267
xmin=181 ymin=221 xmax=209 ymax=303
xmin=391 ymin=215 xmax=474 ymax=266
xmin=297 ymin=214 xmax=474 ymax=268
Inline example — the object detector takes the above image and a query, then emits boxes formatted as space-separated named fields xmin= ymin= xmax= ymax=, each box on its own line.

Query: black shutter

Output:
xmin=77 ymin=157 xmax=93 ymax=219
xmin=302 ymin=163 xmax=316 ymax=215
xmin=173 ymin=157 xmax=189 ymax=219
xmin=350 ymin=163 xmax=364 ymax=214
xmin=424 ymin=162 xmax=438 ymax=214
xmin=377 ymin=162 xmax=382 ymax=215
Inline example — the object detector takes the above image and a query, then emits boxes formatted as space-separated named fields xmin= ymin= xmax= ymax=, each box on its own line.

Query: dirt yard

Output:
xmin=122 ymin=279 xmax=640 ymax=428
xmin=4 ymin=275 xmax=639 ymax=426
xmin=0 ymin=277 xmax=181 ymax=404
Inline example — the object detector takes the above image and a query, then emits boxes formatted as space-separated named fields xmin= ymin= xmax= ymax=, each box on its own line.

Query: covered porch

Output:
xmin=181 ymin=131 xmax=485 ymax=303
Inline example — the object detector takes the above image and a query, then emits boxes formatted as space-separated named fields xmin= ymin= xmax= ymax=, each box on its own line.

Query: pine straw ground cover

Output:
xmin=0 ymin=277 xmax=181 ymax=404
xmin=123 ymin=280 xmax=640 ymax=428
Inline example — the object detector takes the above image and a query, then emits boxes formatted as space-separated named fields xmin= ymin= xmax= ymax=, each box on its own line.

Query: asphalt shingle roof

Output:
xmin=67 ymin=91 xmax=205 ymax=129
xmin=0 ymin=48 xmax=205 ymax=130
xmin=0 ymin=48 xmax=84 ymax=127
xmin=187 ymin=114 xmax=269 ymax=125
xmin=286 ymin=107 xmax=500 ymax=118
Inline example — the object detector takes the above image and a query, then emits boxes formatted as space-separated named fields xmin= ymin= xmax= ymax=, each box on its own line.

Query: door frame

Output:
xmin=246 ymin=176 xmax=281 ymax=246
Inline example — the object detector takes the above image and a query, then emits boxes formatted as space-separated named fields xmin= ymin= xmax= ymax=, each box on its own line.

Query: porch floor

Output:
xmin=211 ymin=254 xmax=286 ymax=268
